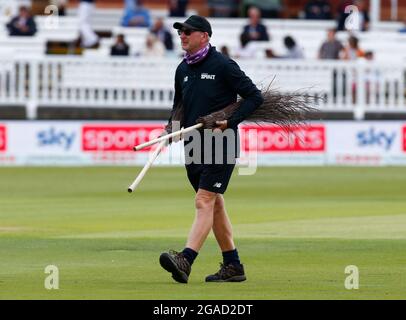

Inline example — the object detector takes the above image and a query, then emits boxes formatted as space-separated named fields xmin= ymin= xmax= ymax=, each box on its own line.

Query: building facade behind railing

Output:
xmin=0 ymin=56 xmax=405 ymax=120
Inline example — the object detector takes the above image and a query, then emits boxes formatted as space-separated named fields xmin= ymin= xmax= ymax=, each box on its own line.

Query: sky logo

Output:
xmin=37 ymin=127 xmax=75 ymax=151
xmin=357 ymin=127 xmax=396 ymax=151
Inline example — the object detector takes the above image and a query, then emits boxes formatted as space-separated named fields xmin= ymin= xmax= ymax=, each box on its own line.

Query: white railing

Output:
xmin=0 ymin=56 xmax=404 ymax=119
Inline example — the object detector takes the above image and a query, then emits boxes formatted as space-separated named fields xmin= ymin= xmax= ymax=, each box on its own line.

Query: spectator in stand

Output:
xmin=242 ymin=0 xmax=283 ymax=19
xmin=50 ymin=0 xmax=67 ymax=16
xmin=304 ymin=0 xmax=332 ymax=20
xmin=122 ymin=0 xmax=151 ymax=28
xmin=151 ymin=18 xmax=173 ymax=51
xmin=208 ymin=0 xmax=240 ymax=18
xmin=318 ymin=29 xmax=344 ymax=59
xmin=111 ymin=34 xmax=130 ymax=56
xmin=282 ymin=36 xmax=304 ymax=59
xmin=6 ymin=6 xmax=37 ymax=36
xmin=78 ymin=0 xmax=99 ymax=48
xmin=241 ymin=6 xmax=270 ymax=44
xmin=342 ymin=35 xmax=365 ymax=60
xmin=169 ymin=0 xmax=189 ymax=17
xmin=142 ymin=33 xmax=165 ymax=57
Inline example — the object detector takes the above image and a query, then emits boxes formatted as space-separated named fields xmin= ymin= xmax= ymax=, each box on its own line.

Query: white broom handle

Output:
xmin=133 ymin=123 xmax=203 ymax=151
xmin=127 ymin=139 xmax=167 ymax=193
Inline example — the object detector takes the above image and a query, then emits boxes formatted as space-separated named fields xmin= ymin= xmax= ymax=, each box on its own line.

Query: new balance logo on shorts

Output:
xmin=213 ymin=182 xmax=222 ymax=188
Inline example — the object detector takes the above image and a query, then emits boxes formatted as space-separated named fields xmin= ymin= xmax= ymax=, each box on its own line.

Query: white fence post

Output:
xmin=355 ymin=63 xmax=366 ymax=120
xmin=27 ymin=59 xmax=39 ymax=120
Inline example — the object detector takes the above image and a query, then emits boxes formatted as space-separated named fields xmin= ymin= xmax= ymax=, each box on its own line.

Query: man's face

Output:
xmin=248 ymin=8 xmax=260 ymax=24
xmin=19 ymin=8 xmax=29 ymax=18
xmin=178 ymin=28 xmax=206 ymax=53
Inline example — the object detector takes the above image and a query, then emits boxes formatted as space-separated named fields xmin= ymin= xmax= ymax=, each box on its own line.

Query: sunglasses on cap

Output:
xmin=177 ymin=28 xmax=199 ymax=36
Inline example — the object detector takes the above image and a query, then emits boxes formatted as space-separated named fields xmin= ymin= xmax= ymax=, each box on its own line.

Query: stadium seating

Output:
xmin=0 ymin=5 xmax=404 ymax=120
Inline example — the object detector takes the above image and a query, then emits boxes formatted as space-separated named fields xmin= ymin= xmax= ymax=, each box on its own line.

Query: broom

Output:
xmin=134 ymin=86 xmax=319 ymax=151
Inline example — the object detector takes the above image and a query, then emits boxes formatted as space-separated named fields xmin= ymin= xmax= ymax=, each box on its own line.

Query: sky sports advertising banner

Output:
xmin=0 ymin=121 xmax=405 ymax=166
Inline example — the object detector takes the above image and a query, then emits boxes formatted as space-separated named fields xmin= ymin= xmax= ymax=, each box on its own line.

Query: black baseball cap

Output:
xmin=173 ymin=15 xmax=212 ymax=37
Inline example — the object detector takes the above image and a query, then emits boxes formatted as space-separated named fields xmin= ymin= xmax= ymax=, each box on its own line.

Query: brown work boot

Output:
xmin=205 ymin=263 xmax=246 ymax=282
xmin=159 ymin=250 xmax=191 ymax=283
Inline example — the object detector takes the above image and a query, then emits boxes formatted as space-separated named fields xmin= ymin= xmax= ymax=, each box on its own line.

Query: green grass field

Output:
xmin=0 ymin=166 xmax=405 ymax=300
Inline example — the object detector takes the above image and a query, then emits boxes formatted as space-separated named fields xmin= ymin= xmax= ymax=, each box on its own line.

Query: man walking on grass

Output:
xmin=159 ymin=15 xmax=263 ymax=283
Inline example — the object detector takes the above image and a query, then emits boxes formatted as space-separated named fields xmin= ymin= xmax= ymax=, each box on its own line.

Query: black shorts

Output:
xmin=185 ymin=163 xmax=235 ymax=194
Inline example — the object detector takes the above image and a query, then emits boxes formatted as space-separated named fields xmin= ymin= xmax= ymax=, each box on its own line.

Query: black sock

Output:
xmin=222 ymin=248 xmax=241 ymax=266
xmin=182 ymin=247 xmax=198 ymax=265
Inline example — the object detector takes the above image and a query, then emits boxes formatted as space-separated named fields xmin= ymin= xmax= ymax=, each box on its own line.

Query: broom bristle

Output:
xmin=197 ymin=86 xmax=320 ymax=129
xmin=247 ymin=88 xmax=320 ymax=126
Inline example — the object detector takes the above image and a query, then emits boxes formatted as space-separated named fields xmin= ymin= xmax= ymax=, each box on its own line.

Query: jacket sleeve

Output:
xmin=223 ymin=59 xmax=264 ymax=128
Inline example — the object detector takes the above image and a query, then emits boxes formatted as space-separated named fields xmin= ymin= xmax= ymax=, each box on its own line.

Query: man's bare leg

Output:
xmin=160 ymin=189 xmax=246 ymax=283
xmin=185 ymin=188 xmax=217 ymax=251
xmin=212 ymin=194 xmax=235 ymax=251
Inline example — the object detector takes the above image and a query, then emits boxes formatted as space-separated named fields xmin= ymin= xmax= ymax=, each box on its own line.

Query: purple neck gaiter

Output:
xmin=185 ymin=44 xmax=211 ymax=65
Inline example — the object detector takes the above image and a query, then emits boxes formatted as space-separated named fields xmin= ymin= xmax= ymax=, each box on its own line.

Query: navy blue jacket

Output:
xmin=170 ymin=46 xmax=263 ymax=129
xmin=168 ymin=46 xmax=263 ymax=161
